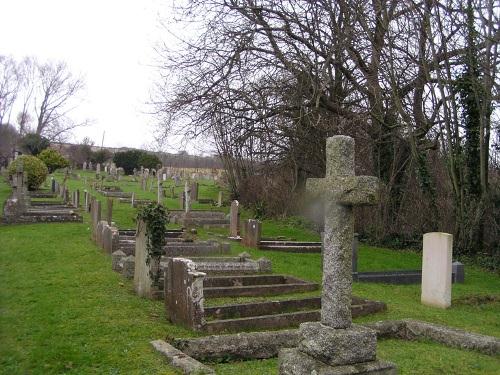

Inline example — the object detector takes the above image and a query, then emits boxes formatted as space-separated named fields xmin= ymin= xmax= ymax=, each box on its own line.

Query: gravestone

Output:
xmin=89 ymin=161 xmax=93 ymax=170
xmin=83 ymin=161 xmax=87 ymax=170
xmin=157 ymin=179 xmax=163 ymax=204
xmin=217 ymin=191 xmax=223 ymax=207
xmin=279 ymin=136 xmax=395 ymax=374
xmin=106 ymin=198 xmax=113 ymax=224
xmin=184 ymin=181 xmax=191 ymax=213
xmin=190 ymin=182 xmax=198 ymax=201
xmin=229 ymin=200 xmax=240 ymax=238
xmin=90 ymin=198 xmax=102 ymax=241
xmin=421 ymin=232 xmax=453 ymax=309
xmin=134 ymin=220 xmax=161 ymax=299
xmin=131 ymin=192 xmax=135 ymax=207
xmin=243 ymin=219 xmax=261 ymax=247
xmin=84 ymin=190 xmax=89 ymax=212
xmin=51 ymin=178 xmax=56 ymax=193
xmin=96 ymin=163 xmax=101 ymax=173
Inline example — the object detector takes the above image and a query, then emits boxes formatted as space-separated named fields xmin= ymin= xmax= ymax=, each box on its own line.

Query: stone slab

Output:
xmin=150 ymin=340 xmax=215 ymax=374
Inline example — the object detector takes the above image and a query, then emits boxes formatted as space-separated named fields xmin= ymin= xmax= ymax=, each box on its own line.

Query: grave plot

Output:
xmin=351 ymin=235 xmax=466 ymax=285
xmin=169 ymin=210 xmax=229 ymax=228
xmin=98 ymin=185 xmax=133 ymax=198
xmin=241 ymin=219 xmax=322 ymax=252
xmin=3 ymin=168 xmax=82 ymax=224
xmin=165 ymin=257 xmax=386 ymax=334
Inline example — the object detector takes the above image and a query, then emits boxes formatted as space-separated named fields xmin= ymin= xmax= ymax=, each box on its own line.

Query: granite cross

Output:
xmin=306 ymin=136 xmax=379 ymax=329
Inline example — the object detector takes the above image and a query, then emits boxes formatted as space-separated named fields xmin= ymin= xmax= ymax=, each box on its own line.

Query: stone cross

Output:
xmin=306 ymin=136 xmax=379 ymax=329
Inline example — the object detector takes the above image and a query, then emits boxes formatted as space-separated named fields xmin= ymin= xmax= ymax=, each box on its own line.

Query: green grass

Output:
xmin=1 ymin=173 xmax=499 ymax=374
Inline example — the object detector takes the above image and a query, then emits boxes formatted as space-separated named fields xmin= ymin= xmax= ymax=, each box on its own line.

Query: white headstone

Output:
xmin=421 ymin=232 xmax=453 ymax=309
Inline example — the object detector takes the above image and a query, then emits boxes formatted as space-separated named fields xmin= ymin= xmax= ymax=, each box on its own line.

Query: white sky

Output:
xmin=0 ymin=0 xmax=188 ymax=151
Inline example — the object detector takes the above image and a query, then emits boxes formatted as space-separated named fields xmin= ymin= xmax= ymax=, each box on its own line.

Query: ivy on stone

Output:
xmin=137 ymin=203 xmax=170 ymax=284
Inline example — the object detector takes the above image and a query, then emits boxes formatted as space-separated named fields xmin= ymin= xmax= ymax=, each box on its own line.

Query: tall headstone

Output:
xmin=106 ymin=198 xmax=113 ymax=225
xmin=243 ymin=219 xmax=261 ymax=247
xmin=217 ymin=191 xmax=223 ymax=207
xmin=83 ymin=161 xmax=87 ymax=170
xmin=84 ymin=190 xmax=89 ymax=212
xmin=190 ymin=182 xmax=198 ymax=201
xmin=90 ymin=198 xmax=102 ymax=241
xmin=184 ymin=181 xmax=191 ymax=213
xmin=51 ymin=177 xmax=56 ymax=193
xmin=96 ymin=163 xmax=101 ymax=173
xmin=229 ymin=200 xmax=240 ymax=238
xmin=421 ymin=232 xmax=453 ymax=309
xmin=157 ymin=178 xmax=163 ymax=204
xmin=131 ymin=192 xmax=135 ymax=207
xmin=279 ymin=136 xmax=395 ymax=375
xmin=134 ymin=220 xmax=161 ymax=299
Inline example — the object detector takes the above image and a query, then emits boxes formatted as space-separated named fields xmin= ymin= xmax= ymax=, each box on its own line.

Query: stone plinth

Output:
xmin=298 ymin=323 xmax=376 ymax=366
xmin=279 ymin=348 xmax=397 ymax=375
xmin=421 ymin=232 xmax=453 ymax=308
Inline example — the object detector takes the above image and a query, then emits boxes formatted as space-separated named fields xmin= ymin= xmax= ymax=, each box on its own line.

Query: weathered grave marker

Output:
xmin=106 ymin=197 xmax=113 ymax=224
xmin=279 ymin=135 xmax=395 ymax=374
xmin=217 ymin=191 xmax=223 ymax=207
xmin=421 ymin=232 xmax=453 ymax=309
xmin=243 ymin=219 xmax=261 ymax=247
xmin=184 ymin=181 xmax=191 ymax=213
xmin=229 ymin=200 xmax=240 ymax=238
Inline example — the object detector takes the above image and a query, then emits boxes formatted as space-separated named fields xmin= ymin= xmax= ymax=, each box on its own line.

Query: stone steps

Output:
xmin=203 ymin=275 xmax=318 ymax=298
xmin=203 ymin=296 xmax=386 ymax=333
xmin=258 ymin=244 xmax=322 ymax=253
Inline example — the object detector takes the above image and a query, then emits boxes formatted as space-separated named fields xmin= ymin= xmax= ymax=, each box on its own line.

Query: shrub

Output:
xmin=138 ymin=152 xmax=161 ymax=170
xmin=113 ymin=150 xmax=161 ymax=174
xmin=8 ymin=155 xmax=48 ymax=190
xmin=37 ymin=148 xmax=70 ymax=173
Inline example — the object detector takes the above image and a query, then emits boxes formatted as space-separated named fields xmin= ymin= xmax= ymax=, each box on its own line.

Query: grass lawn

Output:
xmin=1 ymin=173 xmax=499 ymax=374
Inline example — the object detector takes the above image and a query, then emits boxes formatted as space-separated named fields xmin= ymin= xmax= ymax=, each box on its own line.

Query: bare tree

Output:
xmin=0 ymin=56 xmax=22 ymax=125
xmin=33 ymin=60 xmax=86 ymax=140
xmin=154 ymin=0 xmax=500 ymax=253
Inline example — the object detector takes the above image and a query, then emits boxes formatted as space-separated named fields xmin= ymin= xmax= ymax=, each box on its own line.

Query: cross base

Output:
xmin=278 ymin=323 xmax=397 ymax=374
xmin=279 ymin=348 xmax=397 ymax=375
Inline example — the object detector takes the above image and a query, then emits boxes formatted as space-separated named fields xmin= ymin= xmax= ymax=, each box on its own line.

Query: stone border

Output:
xmin=150 ymin=340 xmax=215 ymax=374
xmin=169 ymin=319 xmax=500 ymax=362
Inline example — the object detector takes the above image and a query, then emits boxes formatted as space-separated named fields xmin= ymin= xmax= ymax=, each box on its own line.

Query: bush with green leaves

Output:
xmin=113 ymin=150 xmax=161 ymax=174
xmin=37 ymin=148 xmax=70 ymax=173
xmin=8 ymin=155 xmax=48 ymax=190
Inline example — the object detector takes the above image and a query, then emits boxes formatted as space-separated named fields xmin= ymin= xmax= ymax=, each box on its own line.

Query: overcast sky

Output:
xmin=0 ymin=0 xmax=190 ymax=151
